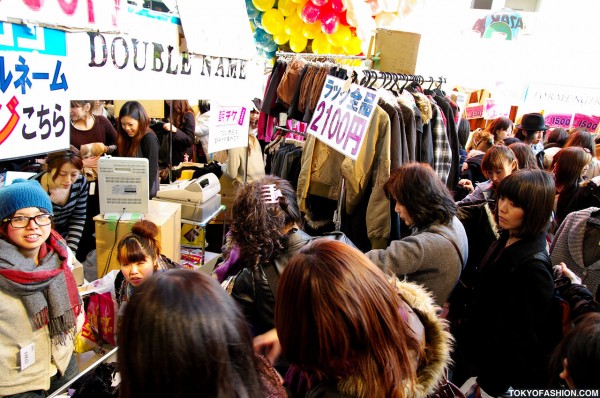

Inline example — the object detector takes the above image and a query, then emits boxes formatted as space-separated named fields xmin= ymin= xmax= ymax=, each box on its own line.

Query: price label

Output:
xmin=307 ymin=76 xmax=380 ymax=160
xmin=544 ymin=113 xmax=573 ymax=129
xmin=572 ymin=113 xmax=600 ymax=132
xmin=465 ymin=104 xmax=484 ymax=119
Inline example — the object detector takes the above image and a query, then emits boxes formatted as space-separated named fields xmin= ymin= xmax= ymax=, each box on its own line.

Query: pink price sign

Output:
xmin=465 ymin=104 xmax=484 ymax=120
xmin=572 ymin=114 xmax=600 ymax=132
xmin=544 ymin=113 xmax=572 ymax=129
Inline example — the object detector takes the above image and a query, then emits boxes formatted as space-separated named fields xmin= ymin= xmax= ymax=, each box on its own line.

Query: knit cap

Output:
xmin=0 ymin=179 xmax=52 ymax=221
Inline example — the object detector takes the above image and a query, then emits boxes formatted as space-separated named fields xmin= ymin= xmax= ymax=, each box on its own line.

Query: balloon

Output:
xmin=254 ymin=16 xmax=263 ymax=29
xmin=327 ymin=24 xmax=350 ymax=46
xmin=311 ymin=33 xmax=331 ymax=54
xmin=265 ymin=39 xmax=279 ymax=52
xmin=329 ymin=0 xmax=345 ymax=13
xmin=300 ymin=2 xmax=321 ymax=24
xmin=278 ymin=0 xmax=297 ymax=16
xmin=330 ymin=45 xmax=342 ymax=55
xmin=262 ymin=8 xmax=285 ymax=34
xmin=338 ymin=10 xmax=350 ymax=26
xmin=319 ymin=7 xmax=339 ymax=35
xmin=252 ymin=0 xmax=275 ymax=12
xmin=283 ymin=13 xmax=303 ymax=35
xmin=290 ymin=0 xmax=306 ymax=3
xmin=310 ymin=0 xmax=328 ymax=6
xmin=289 ymin=33 xmax=308 ymax=52
xmin=245 ymin=2 xmax=261 ymax=19
xmin=273 ymin=31 xmax=290 ymax=45
xmin=302 ymin=22 xmax=321 ymax=39
xmin=343 ymin=35 xmax=362 ymax=55
xmin=254 ymin=28 xmax=273 ymax=49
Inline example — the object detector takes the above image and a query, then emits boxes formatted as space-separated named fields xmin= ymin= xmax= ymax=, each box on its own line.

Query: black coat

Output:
xmin=467 ymin=232 xmax=554 ymax=395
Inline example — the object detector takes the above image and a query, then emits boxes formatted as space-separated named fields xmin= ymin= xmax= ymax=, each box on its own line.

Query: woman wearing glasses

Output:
xmin=34 ymin=151 xmax=88 ymax=259
xmin=0 ymin=179 xmax=83 ymax=398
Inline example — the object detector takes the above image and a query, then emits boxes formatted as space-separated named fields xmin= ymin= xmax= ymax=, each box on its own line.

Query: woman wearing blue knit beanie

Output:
xmin=0 ymin=179 xmax=83 ymax=397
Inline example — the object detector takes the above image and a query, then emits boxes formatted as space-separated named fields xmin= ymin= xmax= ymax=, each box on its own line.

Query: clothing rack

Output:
xmin=276 ymin=51 xmax=368 ymax=61
xmin=359 ymin=69 xmax=446 ymax=87
xmin=274 ymin=125 xmax=307 ymax=137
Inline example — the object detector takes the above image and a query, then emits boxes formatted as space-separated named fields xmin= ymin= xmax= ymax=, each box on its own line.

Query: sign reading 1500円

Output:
xmin=307 ymin=76 xmax=380 ymax=160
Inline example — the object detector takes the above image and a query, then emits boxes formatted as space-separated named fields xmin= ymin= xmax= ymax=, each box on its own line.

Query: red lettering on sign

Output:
xmin=23 ymin=0 xmax=44 ymax=11
xmin=58 ymin=0 xmax=78 ymax=15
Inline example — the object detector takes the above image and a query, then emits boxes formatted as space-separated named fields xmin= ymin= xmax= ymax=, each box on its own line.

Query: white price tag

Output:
xmin=20 ymin=343 xmax=35 ymax=371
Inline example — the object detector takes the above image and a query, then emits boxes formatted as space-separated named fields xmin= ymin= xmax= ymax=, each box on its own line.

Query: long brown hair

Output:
xmin=276 ymin=239 xmax=422 ymax=398
xmin=168 ymin=100 xmax=194 ymax=129
xmin=117 ymin=101 xmax=151 ymax=157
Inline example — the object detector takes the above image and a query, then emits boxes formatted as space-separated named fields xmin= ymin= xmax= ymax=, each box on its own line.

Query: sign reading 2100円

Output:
xmin=307 ymin=76 xmax=380 ymax=161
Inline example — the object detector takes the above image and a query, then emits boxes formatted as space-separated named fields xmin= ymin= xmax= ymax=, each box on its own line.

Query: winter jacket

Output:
xmin=365 ymin=216 xmax=468 ymax=306
xmin=286 ymin=280 xmax=452 ymax=398
xmin=466 ymin=231 xmax=554 ymax=396
xmin=551 ymin=207 xmax=600 ymax=295
xmin=229 ymin=229 xmax=313 ymax=336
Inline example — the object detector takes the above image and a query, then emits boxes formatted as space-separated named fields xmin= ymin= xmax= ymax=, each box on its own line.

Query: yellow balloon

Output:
xmin=289 ymin=33 xmax=308 ymax=53
xmin=343 ymin=35 xmax=362 ymax=56
xmin=262 ymin=8 xmax=285 ymax=35
xmin=311 ymin=33 xmax=331 ymax=54
xmin=330 ymin=45 xmax=343 ymax=55
xmin=290 ymin=0 xmax=306 ymax=4
xmin=295 ymin=0 xmax=308 ymax=19
xmin=283 ymin=13 xmax=303 ymax=36
xmin=328 ymin=24 xmax=352 ymax=47
xmin=273 ymin=31 xmax=290 ymax=45
xmin=302 ymin=22 xmax=321 ymax=39
xmin=278 ymin=0 xmax=297 ymax=17
xmin=252 ymin=0 xmax=275 ymax=12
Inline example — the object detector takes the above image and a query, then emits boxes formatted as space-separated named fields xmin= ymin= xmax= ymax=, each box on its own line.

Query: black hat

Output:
xmin=515 ymin=113 xmax=548 ymax=131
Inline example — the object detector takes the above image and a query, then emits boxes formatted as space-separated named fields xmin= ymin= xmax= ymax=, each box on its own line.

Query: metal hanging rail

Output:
xmin=276 ymin=51 xmax=368 ymax=60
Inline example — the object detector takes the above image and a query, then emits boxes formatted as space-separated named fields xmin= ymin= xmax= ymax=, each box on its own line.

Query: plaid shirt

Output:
xmin=429 ymin=100 xmax=452 ymax=184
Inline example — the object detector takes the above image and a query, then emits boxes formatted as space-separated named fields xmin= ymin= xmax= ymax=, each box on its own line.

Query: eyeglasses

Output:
xmin=2 ymin=214 xmax=53 ymax=228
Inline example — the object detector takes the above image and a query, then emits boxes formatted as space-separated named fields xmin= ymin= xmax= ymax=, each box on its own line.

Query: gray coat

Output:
xmin=365 ymin=216 xmax=468 ymax=306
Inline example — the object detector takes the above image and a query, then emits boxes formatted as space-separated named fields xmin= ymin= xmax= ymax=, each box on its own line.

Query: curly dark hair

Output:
xmin=226 ymin=175 xmax=302 ymax=267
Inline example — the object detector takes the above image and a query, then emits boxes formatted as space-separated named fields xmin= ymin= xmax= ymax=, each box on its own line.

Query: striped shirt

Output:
xmin=37 ymin=174 xmax=88 ymax=253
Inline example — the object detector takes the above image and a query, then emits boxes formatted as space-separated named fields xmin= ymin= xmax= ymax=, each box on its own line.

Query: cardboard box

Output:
xmin=373 ymin=29 xmax=421 ymax=75
xmin=94 ymin=200 xmax=181 ymax=278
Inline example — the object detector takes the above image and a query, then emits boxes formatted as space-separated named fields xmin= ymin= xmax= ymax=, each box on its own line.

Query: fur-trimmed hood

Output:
xmin=395 ymin=279 xmax=453 ymax=398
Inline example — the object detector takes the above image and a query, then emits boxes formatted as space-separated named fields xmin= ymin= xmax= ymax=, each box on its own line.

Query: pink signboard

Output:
xmin=465 ymin=104 xmax=484 ymax=120
xmin=544 ymin=113 xmax=573 ymax=129
xmin=572 ymin=113 xmax=600 ymax=132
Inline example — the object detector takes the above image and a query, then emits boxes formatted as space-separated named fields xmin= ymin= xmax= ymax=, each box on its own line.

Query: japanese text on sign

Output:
xmin=208 ymin=104 xmax=250 ymax=153
xmin=307 ymin=76 xmax=380 ymax=160
xmin=1 ymin=47 xmax=70 ymax=160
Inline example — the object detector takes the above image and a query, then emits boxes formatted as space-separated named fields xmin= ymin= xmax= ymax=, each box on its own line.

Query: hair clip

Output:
xmin=261 ymin=184 xmax=283 ymax=204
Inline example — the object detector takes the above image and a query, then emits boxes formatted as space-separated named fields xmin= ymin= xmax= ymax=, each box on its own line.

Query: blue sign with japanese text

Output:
xmin=0 ymin=23 xmax=70 ymax=160
xmin=307 ymin=76 xmax=379 ymax=160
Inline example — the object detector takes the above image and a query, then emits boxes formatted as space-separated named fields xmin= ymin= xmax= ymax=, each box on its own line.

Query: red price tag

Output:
xmin=465 ymin=104 xmax=484 ymax=120
xmin=544 ymin=113 xmax=572 ymax=129
xmin=572 ymin=114 xmax=600 ymax=131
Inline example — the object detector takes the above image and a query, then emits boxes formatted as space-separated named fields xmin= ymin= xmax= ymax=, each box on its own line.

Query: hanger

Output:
xmin=368 ymin=70 xmax=377 ymax=89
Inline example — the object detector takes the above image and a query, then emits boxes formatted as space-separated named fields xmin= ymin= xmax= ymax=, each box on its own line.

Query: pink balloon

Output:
xmin=311 ymin=0 xmax=328 ymax=6
xmin=301 ymin=2 xmax=321 ymax=24
xmin=320 ymin=8 xmax=339 ymax=35
xmin=330 ymin=0 xmax=345 ymax=13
